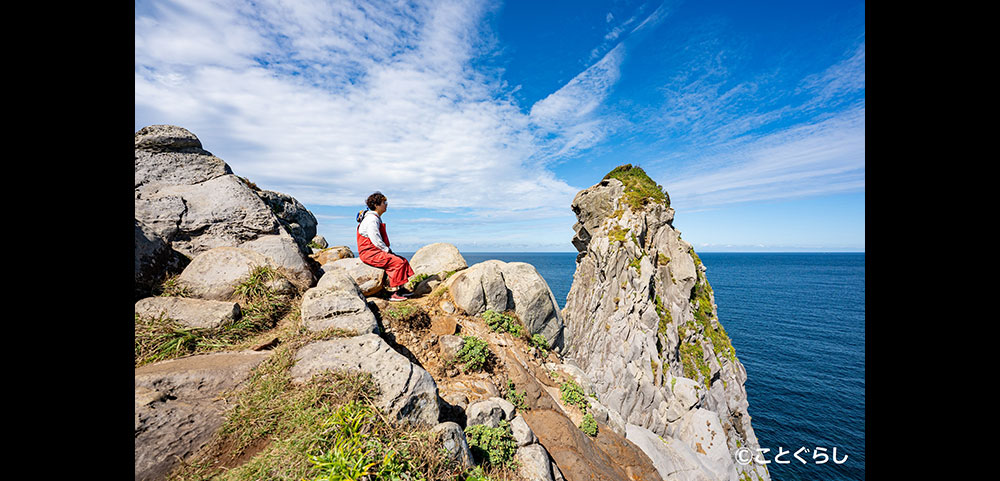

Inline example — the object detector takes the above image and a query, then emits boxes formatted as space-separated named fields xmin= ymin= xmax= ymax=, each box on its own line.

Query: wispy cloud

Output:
xmin=135 ymin=0 xmax=598 ymax=215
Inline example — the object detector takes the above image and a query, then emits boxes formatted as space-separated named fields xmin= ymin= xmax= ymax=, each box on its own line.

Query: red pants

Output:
xmin=357 ymin=226 xmax=414 ymax=288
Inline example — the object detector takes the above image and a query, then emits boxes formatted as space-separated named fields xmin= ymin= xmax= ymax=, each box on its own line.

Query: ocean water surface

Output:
xmin=401 ymin=251 xmax=866 ymax=480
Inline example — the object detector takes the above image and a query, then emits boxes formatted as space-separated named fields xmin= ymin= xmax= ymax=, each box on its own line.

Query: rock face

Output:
xmin=447 ymin=260 xmax=565 ymax=349
xmin=134 ymin=297 xmax=241 ymax=329
xmin=323 ymin=258 xmax=385 ymax=296
xmin=301 ymin=268 xmax=379 ymax=334
xmin=409 ymin=242 xmax=467 ymax=276
xmin=290 ymin=334 xmax=440 ymax=426
xmin=134 ymin=125 xmax=316 ymax=289
xmin=561 ymin=167 xmax=770 ymax=481
xmin=135 ymin=219 xmax=187 ymax=299
xmin=134 ymin=350 xmax=272 ymax=481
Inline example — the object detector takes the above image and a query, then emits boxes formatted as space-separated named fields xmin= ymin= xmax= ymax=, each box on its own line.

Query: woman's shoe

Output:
xmin=389 ymin=292 xmax=407 ymax=302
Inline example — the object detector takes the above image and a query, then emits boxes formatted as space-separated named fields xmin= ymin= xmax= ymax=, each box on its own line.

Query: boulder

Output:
xmin=177 ymin=247 xmax=278 ymax=301
xmin=409 ymin=243 xmax=467 ymax=277
xmin=238 ymin=227 xmax=315 ymax=287
xmin=449 ymin=260 xmax=564 ymax=348
xmin=135 ymin=219 xmax=186 ymax=299
xmin=135 ymin=174 xmax=280 ymax=258
xmin=290 ymin=334 xmax=439 ymax=426
xmin=134 ymin=297 xmax=241 ymax=329
xmin=431 ymin=422 xmax=474 ymax=469
xmin=134 ymin=125 xmax=232 ymax=190
xmin=300 ymin=272 xmax=379 ymax=335
xmin=311 ymin=235 xmax=329 ymax=249
xmin=255 ymin=189 xmax=318 ymax=255
xmin=626 ymin=423 xmax=717 ymax=481
xmin=313 ymin=246 xmax=354 ymax=265
xmin=466 ymin=398 xmax=508 ymax=428
xmin=438 ymin=335 xmax=464 ymax=362
xmin=516 ymin=444 xmax=555 ymax=481
xmin=323 ymin=258 xmax=385 ymax=296
xmin=135 ymin=350 xmax=272 ymax=481
xmin=511 ymin=415 xmax=537 ymax=447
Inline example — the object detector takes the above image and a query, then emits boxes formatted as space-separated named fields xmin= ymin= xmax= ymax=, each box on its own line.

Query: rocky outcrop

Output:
xmin=301 ymin=268 xmax=379 ymax=334
xmin=134 ymin=350 xmax=272 ymax=481
xmin=134 ymin=297 xmax=241 ymax=329
xmin=176 ymin=247 xmax=278 ymax=301
xmin=134 ymin=125 xmax=316 ymax=289
xmin=135 ymin=219 xmax=187 ymax=299
xmin=290 ymin=334 xmax=440 ymax=426
xmin=561 ymin=166 xmax=769 ymax=481
xmin=410 ymin=242 xmax=467 ymax=277
xmin=322 ymin=258 xmax=385 ymax=296
xmin=447 ymin=260 xmax=565 ymax=349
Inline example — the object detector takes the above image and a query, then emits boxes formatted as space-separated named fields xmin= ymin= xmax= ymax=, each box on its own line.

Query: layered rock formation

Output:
xmin=561 ymin=166 xmax=770 ymax=481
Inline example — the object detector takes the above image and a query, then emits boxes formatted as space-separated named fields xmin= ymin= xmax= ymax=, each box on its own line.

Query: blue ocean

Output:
xmin=404 ymin=252 xmax=866 ymax=480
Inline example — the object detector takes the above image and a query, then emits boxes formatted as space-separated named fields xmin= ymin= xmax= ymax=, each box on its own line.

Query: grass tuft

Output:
xmin=604 ymin=164 xmax=670 ymax=210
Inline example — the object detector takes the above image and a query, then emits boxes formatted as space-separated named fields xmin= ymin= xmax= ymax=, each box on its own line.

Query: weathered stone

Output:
xmin=466 ymin=398 xmax=506 ymax=428
xmin=135 ymin=297 xmax=241 ymax=329
xmin=430 ymin=316 xmax=459 ymax=336
xmin=311 ymin=235 xmax=328 ymax=249
xmin=135 ymin=219 xmax=186 ymax=299
xmin=516 ymin=444 xmax=554 ymax=481
xmin=324 ymin=258 xmax=385 ymax=296
xmin=135 ymin=124 xmax=204 ymax=151
xmin=177 ymin=247 xmax=277 ymax=301
xmin=135 ymin=351 xmax=272 ymax=481
xmin=511 ymin=415 xmax=537 ymax=447
xmin=255 ymin=189 xmax=318 ymax=254
xmin=239 ymin=227 xmax=316 ymax=287
xmin=300 ymin=275 xmax=378 ymax=335
xmin=409 ymin=243 xmax=467 ymax=277
xmin=290 ymin=334 xmax=439 ymax=426
xmin=626 ymin=423 xmax=716 ymax=481
xmin=313 ymin=246 xmax=354 ymax=265
xmin=431 ymin=422 xmax=474 ymax=469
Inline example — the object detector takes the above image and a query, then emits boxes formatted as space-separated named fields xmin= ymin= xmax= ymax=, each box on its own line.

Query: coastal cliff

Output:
xmin=135 ymin=127 xmax=768 ymax=481
xmin=562 ymin=166 xmax=770 ymax=481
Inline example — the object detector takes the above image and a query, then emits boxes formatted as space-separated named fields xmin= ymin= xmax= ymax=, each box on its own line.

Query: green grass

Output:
xmin=658 ymin=254 xmax=670 ymax=266
xmin=559 ymin=379 xmax=589 ymax=414
xmin=482 ymin=310 xmax=524 ymax=338
xmin=603 ymin=164 xmax=670 ymax=210
xmin=679 ymin=340 xmax=711 ymax=388
xmin=456 ymin=336 xmax=490 ymax=372
xmin=464 ymin=421 xmax=518 ymax=469
xmin=628 ymin=253 xmax=644 ymax=274
xmin=579 ymin=412 xmax=598 ymax=437
xmin=530 ymin=334 xmax=550 ymax=357
xmin=505 ymin=380 xmax=529 ymax=412
xmin=407 ymin=273 xmax=431 ymax=290
xmin=608 ymin=226 xmax=629 ymax=243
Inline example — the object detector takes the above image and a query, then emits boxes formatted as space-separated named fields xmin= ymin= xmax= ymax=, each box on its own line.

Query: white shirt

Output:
xmin=359 ymin=211 xmax=390 ymax=253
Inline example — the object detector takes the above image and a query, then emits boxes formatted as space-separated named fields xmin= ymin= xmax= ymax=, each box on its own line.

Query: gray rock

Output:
xmin=409 ymin=243 xmax=467 ymax=277
xmin=134 ymin=124 xmax=205 ymax=151
xmin=324 ymin=258 xmax=385 ymax=296
xmin=511 ymin=415 xmax=537 ymax=447
xmin=438 ymin=335 xmax=464 ymax=362
xmin=431 ymin=422 xmax=474 ymax=469
xmin=466 ymin=399 xmax=506 ymax=428
xmin=136 ymin=174 xmax=280 ymax=259
xmin=177 ymin=247 xmax=277 ymax=301
xmin=561 ymin=173 xmax=769 ymax=480
xmin=448 ymin=260 xmax=564 ymax=348
xmin=290 ymin=334 xmax=439 ymax=426
xmin=135 ymin=350 xmax=272 ymax=481
xmin=300 ymin=274 xmax=378 ymax=335
xmin=135 ymin=219 xmax=185 ymax=298
xmin=489 ymin=396 xmax=516 ymax=421
xmin=256 ymin=189 xmax=318 ymax=255
xmin=238 ymin=227 xmax=316 ymax=288
xmin=626 ymin=423 xmax=715 ymax=481
xmin=134 ymin=297 xmax=241 ymax=329
xmin=312 ymin=235 xmax=328 ymax=249
xmin=516 ymin=444 xmax=554 ymax=481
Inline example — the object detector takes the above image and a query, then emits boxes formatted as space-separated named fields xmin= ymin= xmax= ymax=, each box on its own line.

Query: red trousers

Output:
xmin=357 ymin=223 xmax=414 ymax=288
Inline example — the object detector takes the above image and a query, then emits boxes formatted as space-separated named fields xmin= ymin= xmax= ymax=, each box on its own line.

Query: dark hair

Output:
xmin=366 ymin=191 xmax=386 ymax=210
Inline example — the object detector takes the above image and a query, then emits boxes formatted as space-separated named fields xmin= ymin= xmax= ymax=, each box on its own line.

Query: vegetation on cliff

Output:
xmin=603 ymin=164 xmax=670 ymax=210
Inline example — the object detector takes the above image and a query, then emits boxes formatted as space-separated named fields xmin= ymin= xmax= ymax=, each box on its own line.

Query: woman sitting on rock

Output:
xmin=357 ymin=191 xmax=415 ymax=302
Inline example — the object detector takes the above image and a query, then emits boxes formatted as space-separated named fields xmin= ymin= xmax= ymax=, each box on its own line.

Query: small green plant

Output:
xmin=608 ymin=226 xmax=629 ymax=243
xmin=560 ymin=379 xmax=588 ymax=414
xmin=658 ymin=254 xmax=670 ymax=265
xmin=579 ymin=412 xmax=598 ymax=437
xmin=156 ymin=274 xmax=190 ymax=297
xmin=628 ymin=254 xmax=643 ymax=274
xmin=603 ymin=164 xmax=670 ymax=210
xmin=407 ymin=273 xmax=430 ymax=290
xmin=671 ymin=377 xmax=677 ymax=392
xmin=482 ymin=310 xmax=523 ymax=337
xmin=456 ymin=336 xmax=490 ymax=372
xmin=233 ymin=265 xmax=278 ymax=302
xmin=530 ymin=334 xmax=550 ymax=357
xmin=307 ymin=241 xmax=325 ymax=250
xmin=464 ymin=421 xmax=518 ymax=468
xmin=505 ymin=380 xmax=528 ymax=412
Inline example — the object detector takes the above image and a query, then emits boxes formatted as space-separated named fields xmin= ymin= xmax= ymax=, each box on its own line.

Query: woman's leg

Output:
xmin=384 ymin=254 xmax=415 ymax=288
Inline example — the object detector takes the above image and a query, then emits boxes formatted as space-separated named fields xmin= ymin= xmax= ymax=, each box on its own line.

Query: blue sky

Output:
xmin=135 ymin=0 xmax=865 ymax=252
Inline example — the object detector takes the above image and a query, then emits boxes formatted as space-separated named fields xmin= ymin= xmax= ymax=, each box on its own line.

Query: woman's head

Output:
xmin=366 ymin=191 xmax=387 ymax=212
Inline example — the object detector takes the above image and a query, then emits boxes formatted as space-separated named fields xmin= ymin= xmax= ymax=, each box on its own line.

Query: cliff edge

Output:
xmin=562 ymin=165 xmax=770 ymax=481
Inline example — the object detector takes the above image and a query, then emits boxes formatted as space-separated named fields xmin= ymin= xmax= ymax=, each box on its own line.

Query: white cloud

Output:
xmin=135 ymin=0 xmax=596 ymax=214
